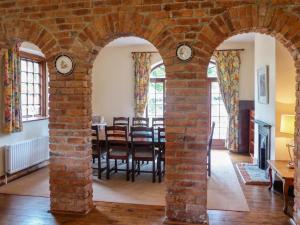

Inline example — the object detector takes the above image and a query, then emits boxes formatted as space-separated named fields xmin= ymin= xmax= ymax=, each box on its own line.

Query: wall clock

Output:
xmin=55 ymin=54 xmax=75 ymax=76
xmin=176 ymin=43 xmax=193 ymax=62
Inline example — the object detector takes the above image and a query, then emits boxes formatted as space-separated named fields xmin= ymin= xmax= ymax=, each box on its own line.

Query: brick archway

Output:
xmin=197 ymin=5 xmax=300 ymax=224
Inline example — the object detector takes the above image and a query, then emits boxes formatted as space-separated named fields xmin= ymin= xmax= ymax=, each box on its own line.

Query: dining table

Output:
xmin=92 ymin=124 xmax=165 ymax=179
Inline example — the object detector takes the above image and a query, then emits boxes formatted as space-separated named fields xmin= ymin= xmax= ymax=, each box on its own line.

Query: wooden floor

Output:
xmin=0 ymin=152 xmax=292 ymax=225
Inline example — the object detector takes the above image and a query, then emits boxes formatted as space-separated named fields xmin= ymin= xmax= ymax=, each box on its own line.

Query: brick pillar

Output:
xmin=48 ymin=56 xmax=93 ymax=214
xmin=165 ymin=61 xmax=209 ymax=224
xmin=294 ymin=60 xmax=300 ymax=224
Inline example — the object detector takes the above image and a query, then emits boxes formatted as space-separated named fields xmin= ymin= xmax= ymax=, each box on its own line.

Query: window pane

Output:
xmin=28 ymin=105 xmax=34 ymax=116
xmin=155 ymin=83 xmax=164 ymax=93
xmin=149 ymin=83 xmax=156 ymax=94
xmin=21 ymin=72 xmax=27 ymax=82
xmin=34 ymin=74 xmax=40 ymax=83
xmin=22 ymin=106 xmax=27 ymax=116
xmin=150 ymin=64 xmax=165 ymax=78
xmin=211 ymin=82 xmax=219 ymax=93
xmin=211 ymin=105 xmax=219 ymax=116
xmin=27 ymin=62 xmax=33 ymax=72
xmin=34 ymin=105 xmax=40 ymax=115
xmin=219 ymin=128 xmax=227 ymax=139
xmin=21 ymin=60 xmax=27 ymax=72
xmin=34 ymin=84 xmax=40 ymax=94
xmin=28 ymin=73 xmax=34 ymax=83
xmin=28 ymin=95 xmax=33 ymax=104
xmin=34 ymin=95 xmax=40 ymax=104
xmin=21 ymin=83 xmax=27 ymax=93
xmin=34 ymin=62 xmax=39 ymax=73
xmin=28 ymin=84 xmax=34 ymax=94
xmin=21 ymin=94 xmax=27 ymax=105
xmin=211 ymin=94 xmax=221 ymax=105
xmin=207 ymin=60 xmax=217 ymax=78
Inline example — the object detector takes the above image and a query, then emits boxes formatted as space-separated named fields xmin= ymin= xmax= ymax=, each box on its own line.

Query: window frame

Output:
xmin=146 ymin=63 xmax=166 ymax=119
xmin=20 ymin=51 xmax=47 ymax=122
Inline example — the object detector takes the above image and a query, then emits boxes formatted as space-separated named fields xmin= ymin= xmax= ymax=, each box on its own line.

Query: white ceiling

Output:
xmin=107 ymin=37 xmax=152 ymax=47
xmin=225 ymin=32 xmax=256 ymax=43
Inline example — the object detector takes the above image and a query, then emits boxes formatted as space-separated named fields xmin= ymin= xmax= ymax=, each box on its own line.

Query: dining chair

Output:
xmin=157 ymin=127 xmax=165 ymax=183
xmin=152 ymin=118 xmax=165 ymax=129
xmin=207 ymin=122 xmax=215 ymax=177
xmin=105 ymin=126 xmax=130 ymax=181
xmin=91 ymin=125 xmax=106 ymax=179
xmin=113 ymin=117 xmax=130 ymax=132
xmin=131 ymin=126 xmax=157 ymax=182
xmin=132 ymin=117 xmax=149 ymax=127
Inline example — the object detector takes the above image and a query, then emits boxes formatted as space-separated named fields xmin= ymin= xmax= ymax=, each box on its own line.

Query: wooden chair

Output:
xmin=105 ymin=126 xmax=130 ymax=181
xmin=152 ymin=118 xmax=165 ymax=129
xmin=157 ymin=127 xmax=165 ymax=183
xmin=132 ymin=117 xmax=149 ymax=127
xmin=131 ymin=126 xmax=157 ymax=182
xmin=91 ymin=125 xmax=106 ymax=179
xmin=113 ymin=117 xmax=130 ymax=132
xmin=207 ymin=122 xmax=215 ymax=177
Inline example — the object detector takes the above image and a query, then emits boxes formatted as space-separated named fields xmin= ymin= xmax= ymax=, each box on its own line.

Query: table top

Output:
xmin=267 ymin=160 xmax=294 ymax=179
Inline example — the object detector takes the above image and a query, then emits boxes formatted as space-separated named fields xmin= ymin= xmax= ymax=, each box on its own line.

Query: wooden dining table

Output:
xmin=93 ymin=125 xmax=165 ymax=179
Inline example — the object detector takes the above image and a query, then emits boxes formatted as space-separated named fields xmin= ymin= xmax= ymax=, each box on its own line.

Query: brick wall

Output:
xmin=1 ymin=1 xmax=300 ymax=224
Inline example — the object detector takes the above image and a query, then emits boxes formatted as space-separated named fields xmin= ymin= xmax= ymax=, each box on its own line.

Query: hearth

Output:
xmin=255 ymin=120 xmax=272 ymax=170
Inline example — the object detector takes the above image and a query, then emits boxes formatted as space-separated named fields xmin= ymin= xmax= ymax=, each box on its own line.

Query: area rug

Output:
xmin=0 ymin=151 xmax=249 ymax=211
xmin=236 ymin=163 xmax=270 ymax=185
xmin=208 ymin=151 xmax=250 ymax=212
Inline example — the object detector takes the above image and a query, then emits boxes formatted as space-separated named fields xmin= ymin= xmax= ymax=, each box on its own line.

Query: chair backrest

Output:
xmin=105 ymin=126 xmax=129 ymax=153
xmin=158 ymin=127 xmax=165 ymax=153
xmin=207 ymin=122 xmax=215 ymax=153
xmin=113 ymin=117 xmax=130 ymax=132
xmin=131 ymin=126 xmax=154 ymax=155
xmin=132 ymin=117 xmax=149 ymax=127
xmin=91 ymin=125 xmax=100 ymax=151
xmin=152 ymin=118 xmax=165 ymax=129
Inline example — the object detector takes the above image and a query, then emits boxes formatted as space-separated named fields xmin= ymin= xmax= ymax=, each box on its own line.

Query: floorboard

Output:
xmin=0 ymin=151 xmax=292 ymax=225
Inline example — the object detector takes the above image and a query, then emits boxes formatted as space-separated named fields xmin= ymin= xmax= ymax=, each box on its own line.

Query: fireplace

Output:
xmin=255 ymin=120 xmax=272 ymax=170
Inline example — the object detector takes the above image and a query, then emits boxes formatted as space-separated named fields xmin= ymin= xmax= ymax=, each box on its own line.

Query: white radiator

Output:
xmin=5 ymin=136 xmax=49 ymax=174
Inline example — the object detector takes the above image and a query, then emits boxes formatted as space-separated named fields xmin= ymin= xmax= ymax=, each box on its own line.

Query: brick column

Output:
xmin=165 ymin=61 xmax=209 ymax=224
xmin=48 ymin=55 xmax=93 ymax=214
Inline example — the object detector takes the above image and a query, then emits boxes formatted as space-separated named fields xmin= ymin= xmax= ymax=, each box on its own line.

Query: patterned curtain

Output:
xmin=214 ymin=51 xmax=241 ymax=152
xmin=2 ymin=45 xmax=23 ymax=133
xmin=132 ymin=52 xmax=152 ymax=117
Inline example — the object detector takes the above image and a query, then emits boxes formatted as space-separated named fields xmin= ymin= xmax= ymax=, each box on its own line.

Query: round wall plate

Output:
xmin=55 ymin=54 xmax=75 ymax=76
xmin=176 ymin=43 xmax=193 ymax=62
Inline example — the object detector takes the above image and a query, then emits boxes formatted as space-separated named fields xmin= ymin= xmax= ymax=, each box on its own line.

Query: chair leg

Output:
xmin=132 ymin=158 xmax=135 ymax=182
xmin=152 ymin=159 xmax=156 ymax=183
xmin=114 ymin=159 xmax=117 ymax=173
xmin=98 ymin=154 xmax=101 ymax=179
xmin=158 ymin=157 xmax=161 ymax=183
xmin=126 ymin=159 xmax=130 ymax=181
xmin=106 ymin=157 xmax=110 ymax=180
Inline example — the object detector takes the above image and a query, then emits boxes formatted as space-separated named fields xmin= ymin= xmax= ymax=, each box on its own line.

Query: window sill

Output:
xmin=22 ymin=116 xmax=48 ymax=123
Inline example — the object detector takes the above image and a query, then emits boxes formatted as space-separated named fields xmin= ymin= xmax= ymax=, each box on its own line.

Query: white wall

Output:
xmin=217 ymin=41 xmax=255 ymax=100
xmin=0 ymin=42 xmax=49 ymax=176
xmin=92 ymin=44 xmax=162 ymax=125
xmin=275 ymin=41 xmax=296 ymax=160
xmin=254 ymin=34 xmax=276 ymax=160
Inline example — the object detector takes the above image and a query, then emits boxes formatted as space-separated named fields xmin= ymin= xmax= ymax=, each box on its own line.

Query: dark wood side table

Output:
xmin=267 ymin=160 xmax=294 ymax=214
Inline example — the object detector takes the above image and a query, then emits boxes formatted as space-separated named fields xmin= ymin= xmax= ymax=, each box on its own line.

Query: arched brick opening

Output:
xmin=198 ymin=5 xmax=300 ymax=224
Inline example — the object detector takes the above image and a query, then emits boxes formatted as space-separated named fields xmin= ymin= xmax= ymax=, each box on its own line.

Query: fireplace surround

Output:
xmin=255 ymin=120 xmax=272 ymax=170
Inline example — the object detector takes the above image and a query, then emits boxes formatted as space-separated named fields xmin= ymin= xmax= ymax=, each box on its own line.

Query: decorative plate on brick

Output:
xmin=176 ymin=43 xmax=193 ymax=62
xmin=55 ymin=54 xmax=75 ymax=76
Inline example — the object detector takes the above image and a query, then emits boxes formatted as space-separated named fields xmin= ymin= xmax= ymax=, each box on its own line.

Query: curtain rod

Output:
xmin=215 ymin=49 xmax=245 ymax=52
xmin=131 ymin=51 xmax=159 ymax=53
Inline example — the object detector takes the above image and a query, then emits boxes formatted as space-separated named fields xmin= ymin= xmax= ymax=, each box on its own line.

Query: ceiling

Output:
xmin=107 ymin=37 xmax=152 ymax=47
xmin=225 ymin=32 xmax=256 ymax=43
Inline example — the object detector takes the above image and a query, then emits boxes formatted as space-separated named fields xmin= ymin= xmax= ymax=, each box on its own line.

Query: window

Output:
xmin=20 ymin=52 xmax=47 ymax=121
xmin=208 ymin=60 xmax=228 ymax=141
xmin=147 ymin=63 xmax=165 ymax=119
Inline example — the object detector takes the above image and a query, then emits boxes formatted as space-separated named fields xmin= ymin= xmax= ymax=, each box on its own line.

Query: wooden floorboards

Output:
xmin=0 ymin=152 xmax=292 ymax=225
